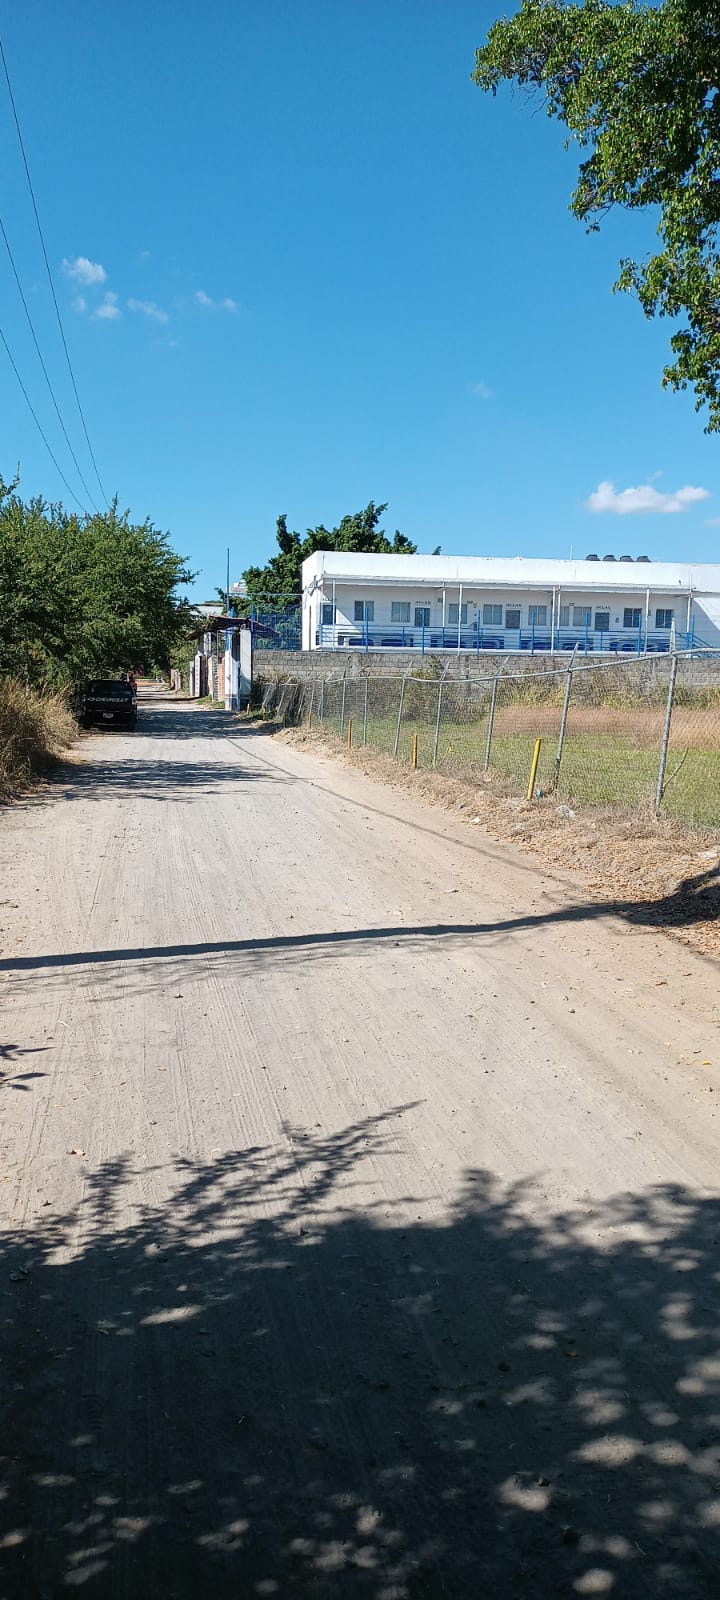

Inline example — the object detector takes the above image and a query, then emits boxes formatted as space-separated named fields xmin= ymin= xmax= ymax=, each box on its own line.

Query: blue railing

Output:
xmin=316 ymin=620 xmax=684 ymax=655
xmin=249 ymin=604 xmax=302 ymax=650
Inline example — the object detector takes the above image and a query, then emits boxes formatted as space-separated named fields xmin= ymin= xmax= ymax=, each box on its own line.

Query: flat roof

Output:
xmin=302 ymin=551 xmax=720 ymax=594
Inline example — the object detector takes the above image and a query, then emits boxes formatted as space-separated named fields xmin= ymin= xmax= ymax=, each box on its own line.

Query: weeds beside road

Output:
xmin=0 ymin=679 xmax=76 ymax=799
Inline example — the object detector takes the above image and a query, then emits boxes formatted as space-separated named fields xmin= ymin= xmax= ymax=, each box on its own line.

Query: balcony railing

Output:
xmin=315 ymin=621 xmax=683 ymax=654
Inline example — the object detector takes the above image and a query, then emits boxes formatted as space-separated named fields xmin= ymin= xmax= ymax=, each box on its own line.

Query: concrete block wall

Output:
xmin=252 ymin=647 xmax=720 ymax=687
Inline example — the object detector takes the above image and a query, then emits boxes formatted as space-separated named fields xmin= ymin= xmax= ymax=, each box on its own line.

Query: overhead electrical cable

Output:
xmin=0 ymin=318 xmax=89 ymax=513
xmin=0 ymin=213 xmax=100 ymax=513
xmin=0 ymin=32 xmax=108 ymax=504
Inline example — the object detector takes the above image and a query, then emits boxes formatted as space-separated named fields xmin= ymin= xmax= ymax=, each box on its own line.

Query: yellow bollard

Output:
xmin=412 ymin=732 xmax=418 ymax=769
xmin=527 ymin=737 xmax=543 ymax=800
xmin=347 ymin=717 xmax=353 ymax=749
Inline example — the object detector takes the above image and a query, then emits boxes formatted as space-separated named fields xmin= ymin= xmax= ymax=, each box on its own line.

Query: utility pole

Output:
xmin=226 ymin=547 xmax=230 ymax=615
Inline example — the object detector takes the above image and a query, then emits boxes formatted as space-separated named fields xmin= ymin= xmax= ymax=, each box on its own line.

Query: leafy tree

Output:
xmin=473 ymin=0 xmax=720 ymax=429
xmin=0 ymin=481 xmax=194 ymax=688
xmin=242 ymin=502 xmax=418 ymax=604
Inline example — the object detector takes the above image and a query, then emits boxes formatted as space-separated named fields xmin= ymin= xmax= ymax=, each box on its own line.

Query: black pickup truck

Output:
xmin=80 ymin=679 xmax=137 ymax=729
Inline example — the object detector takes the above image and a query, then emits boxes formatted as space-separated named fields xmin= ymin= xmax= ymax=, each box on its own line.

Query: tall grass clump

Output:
xmin=0 ymin=679 xmax=76 ymax=797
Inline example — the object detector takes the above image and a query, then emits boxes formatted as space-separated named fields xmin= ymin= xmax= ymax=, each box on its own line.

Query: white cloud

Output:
xmin=195 ymin=289 xmax=238 ymax=313
xmin=72 ymin=295 xmax=87 ymax=314
xmin=62 ymin=255 xmax=107 ymax=287
xmin=93 ymin=291 xmax=121 ymax=322
xmin=469 ymin=380 xmax=492 ymax=399
xmin=586 ymin=480 xmax=710 ymax=515
xmin=128 ymin=297 xmax=169 ymax=324
xmin=703 ymin=516 xmax=720 ymax=527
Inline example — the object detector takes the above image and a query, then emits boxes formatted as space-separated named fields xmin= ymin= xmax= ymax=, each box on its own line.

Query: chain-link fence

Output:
xmin=257 ymin=652 xmax=720 ymax=829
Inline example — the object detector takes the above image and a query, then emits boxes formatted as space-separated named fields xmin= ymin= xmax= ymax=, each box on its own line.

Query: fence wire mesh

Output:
xmin=258 ymin=653 xmax=720 ymax=829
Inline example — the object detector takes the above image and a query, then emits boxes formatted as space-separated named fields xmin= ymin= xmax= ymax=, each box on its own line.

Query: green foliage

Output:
xmin=0 ymin=480 xmax=194 ymax=688
xmin=242 ymin=502 xmax=418 ymax=601
xmin=473 ymin=0 xmax=720 ymax=428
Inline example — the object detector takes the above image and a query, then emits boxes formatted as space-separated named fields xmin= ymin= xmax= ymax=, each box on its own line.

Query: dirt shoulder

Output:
xmin=279 ymin=725 xmax=720 ymax=961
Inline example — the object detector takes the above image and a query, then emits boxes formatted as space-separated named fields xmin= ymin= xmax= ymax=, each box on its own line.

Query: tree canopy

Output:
xmin=242 ymin=502 xmax=417 ymax=604
xmin=0 ymin=481 xmax=194 ymax=688
xmin=473 ymin=0 xmax=720 ymax=429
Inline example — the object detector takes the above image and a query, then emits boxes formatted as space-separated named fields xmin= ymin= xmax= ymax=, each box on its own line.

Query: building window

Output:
xmin=391 ymin=601 xmax=411 ymax=623
xmin=529 ymin=605 xmax=547 ymax=626
xmin=322 ymin=604 xmax=334 ymax=626
xmin=483 ymin=604 xmax=502 ymax=626
xmin=354 ymin=601 xmax=374 ymax=623
xmin=505 ymin=607 xmax=521 ymax=629
xmin=414 ymin=606 xmax=430 ymax=628
xmin=655 ymin=608 xmax=674 ymax=630
xmin=558 ymin=605 xmax=570 ymax=627
xmin=623 ymin=608 xmax=642 ymax=629
xmin=448 ymin=602 xmax=468 ymax=625
xmin=573 ymin=606 xmax=591 ymax=628
xmin=595 ymin=611 xmax=610 ymax=632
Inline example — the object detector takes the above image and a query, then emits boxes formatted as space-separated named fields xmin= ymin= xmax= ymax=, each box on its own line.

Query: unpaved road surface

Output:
xmin=1 ymin=703 xmax=719 ymax=1599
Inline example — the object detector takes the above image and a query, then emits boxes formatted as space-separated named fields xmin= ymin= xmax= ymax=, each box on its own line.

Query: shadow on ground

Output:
xmin=51 ymin=756 xmax=284 ymax=804
xmin=123 ymin=707 xmax=277 ymax=742
xmin=1 ymin=865 xmax=717 ymax=984
xmin=1 ymin=1115 xmax=718 ymax=1598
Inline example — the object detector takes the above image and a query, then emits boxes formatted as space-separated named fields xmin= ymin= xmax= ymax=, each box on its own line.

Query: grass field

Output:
xmin=314 ymin=697 xmax=720 ymax=829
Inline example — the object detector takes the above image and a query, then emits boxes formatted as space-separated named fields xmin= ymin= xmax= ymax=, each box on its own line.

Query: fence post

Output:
xmin=432 ymin=664 xmax=450 ymax=769
xmin=527 ymin=737 xmax=543 ymax=800
xmin=553 ymin=645 xmax=576 ymax=792
xmin=340 ymin=671 xmax=347 ymax=738
xmin=484 ymin=656 xmax=509 ymax=772
xmin=393 ymin=672 xmax=408 ymax=759
xmin=655 ymin=652 xmax=679 ymax=816
xmin=363 ymin=674 xmax=369 ymax=745
xmin=319 ymin=678 xmax=325 ymax=724
xmin=308 ymin=682 xmax=315 ymax=725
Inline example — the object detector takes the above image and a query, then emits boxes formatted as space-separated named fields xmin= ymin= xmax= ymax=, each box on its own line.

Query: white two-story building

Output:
xmin=301 ymin=551 xmax=720 ymax=655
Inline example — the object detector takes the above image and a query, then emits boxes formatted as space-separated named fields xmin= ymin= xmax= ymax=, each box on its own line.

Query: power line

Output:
xmin=0 ymin=317 xmax=89 ymax=513
xmin=0 ymin=213 xmax=100 ymax=512
xmin=0 ymin=32 xmax=108 ymax=504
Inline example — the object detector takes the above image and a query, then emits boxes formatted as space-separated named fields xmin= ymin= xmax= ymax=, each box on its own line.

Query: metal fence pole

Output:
xmin=484 ymin=656 xmax=509 ymax=772
xmin=319 ymin=678 xmax=325 ymax=724
xmin=340 ymin=672 xmax=347 ymax=738
xmin=393 ymin=672 xmax=408 ymax=759
xmin=363 ymin=674 xmax=369 ymax=745
xmin=655 ymin=652 xmax=679 ymax=816
xmin=553 ymin=645 xmax=576 ymax=791
xmin=432 ymin=664 xmax=450 ymax=769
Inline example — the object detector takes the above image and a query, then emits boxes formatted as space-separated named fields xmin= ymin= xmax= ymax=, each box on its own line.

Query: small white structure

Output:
xmin=301 ymin=551 xmax=720 ymax=655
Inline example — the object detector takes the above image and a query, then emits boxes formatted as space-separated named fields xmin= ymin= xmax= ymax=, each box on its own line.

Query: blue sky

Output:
xmin=1 ymin=0 xmax=718 ymax=599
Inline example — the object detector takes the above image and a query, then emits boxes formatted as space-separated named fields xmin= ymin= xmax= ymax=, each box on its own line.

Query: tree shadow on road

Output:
xmin=127 ymin=708 xmax=277 ymax=741
xmin=49 ymin=756 xmax=286 ymax=804
xmin=1 ymin=1114 xmax=718 ymax=1598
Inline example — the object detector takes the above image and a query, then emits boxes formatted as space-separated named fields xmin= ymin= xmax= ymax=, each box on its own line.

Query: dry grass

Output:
xmin=280 ymin=724 xmax=720 ymax=963
xmin=0 ymin=678 xmax=77 ymax=799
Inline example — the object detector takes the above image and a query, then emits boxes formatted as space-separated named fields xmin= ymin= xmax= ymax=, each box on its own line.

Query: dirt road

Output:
xmin=1 ymin=702 xmax=719 ymax=1598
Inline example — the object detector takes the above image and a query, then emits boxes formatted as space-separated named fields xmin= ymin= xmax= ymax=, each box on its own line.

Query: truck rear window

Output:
xmin=87 ymin=680 xmax=132 ymax=696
